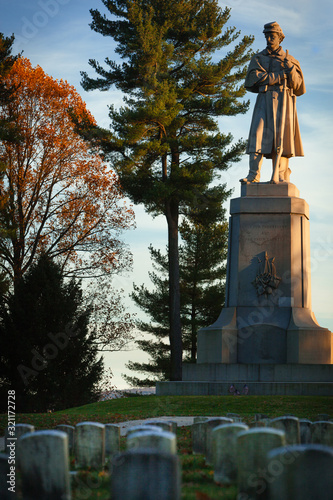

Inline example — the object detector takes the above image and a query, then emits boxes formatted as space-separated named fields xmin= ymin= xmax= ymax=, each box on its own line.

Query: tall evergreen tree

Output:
xmin=81 ymin=0 xmax=254 ymax=380
xmin=124 ymin=205 xmax=228 ymax=386
xmin=0 ymin=33 xmax=20 ymax=144
xmin=0 ymin=254 xmax=103 ymax=412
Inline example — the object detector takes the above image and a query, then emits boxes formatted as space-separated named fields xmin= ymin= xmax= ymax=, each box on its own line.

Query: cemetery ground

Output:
xmin=1 ymin=395 xmax=332 ymax=499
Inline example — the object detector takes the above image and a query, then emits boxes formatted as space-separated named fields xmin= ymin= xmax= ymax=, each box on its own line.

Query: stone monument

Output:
xmin=156 ymin=22 xmax=333 ymax=396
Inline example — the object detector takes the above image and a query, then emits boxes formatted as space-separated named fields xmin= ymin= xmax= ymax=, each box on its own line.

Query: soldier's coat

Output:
xmin=245 ymin=47 xmax=306 ymax=158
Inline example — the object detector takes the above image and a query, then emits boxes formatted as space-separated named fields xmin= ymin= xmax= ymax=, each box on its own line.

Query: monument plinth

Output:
xmin=197 ymin=182 xmax=332 ymax=366
xmin=156 ymin=183 xmax=333 ymax=396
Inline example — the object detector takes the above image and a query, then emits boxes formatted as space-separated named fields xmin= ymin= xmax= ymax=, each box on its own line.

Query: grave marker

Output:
xmin=267 ymin=444 xmax=333 ymax=500
xmin=19 ymin=430 xmax=71 ymax=500
xmin=75 ymin=422 xmax=105 ymax=469
xmin=111 ymin=449 xmax=181 ymax=500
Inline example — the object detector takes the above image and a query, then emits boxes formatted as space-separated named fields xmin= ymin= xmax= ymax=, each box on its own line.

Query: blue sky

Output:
xmin=2 ymin=0 xmax=333 ymax=387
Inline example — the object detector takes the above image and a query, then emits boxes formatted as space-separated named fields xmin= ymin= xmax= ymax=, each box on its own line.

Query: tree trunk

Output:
xmin=165 ymin=198 xmax=182 ymax=381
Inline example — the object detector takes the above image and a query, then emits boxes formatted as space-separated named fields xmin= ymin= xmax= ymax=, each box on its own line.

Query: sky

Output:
xmin=2 ymin=0 xmax=333 ymax=388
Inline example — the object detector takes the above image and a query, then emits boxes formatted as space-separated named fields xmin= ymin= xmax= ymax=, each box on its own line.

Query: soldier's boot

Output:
xmin=278 ymin=157 xmax=290 ymax=182
xmin=240 ymin=153 xmax=263 ymax=183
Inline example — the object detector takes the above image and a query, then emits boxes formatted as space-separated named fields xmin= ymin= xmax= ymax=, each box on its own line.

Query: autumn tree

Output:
xmin=0 ymin=254 xmax=103 ymax=412
xmin=81 ymin=0 xmax=254 ymax=380
xmin=0 ymin=57 xmax=135 ymax=290
xmin=124 ymin=202 xmax=228 ymax=386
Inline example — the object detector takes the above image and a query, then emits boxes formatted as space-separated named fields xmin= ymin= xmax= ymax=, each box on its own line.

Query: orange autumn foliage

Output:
xmin=0 ymin=57 xmax=135 ymax=286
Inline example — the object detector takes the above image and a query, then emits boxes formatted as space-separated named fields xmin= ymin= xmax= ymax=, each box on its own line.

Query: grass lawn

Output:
xmin=1 ymin=395 xmax=332 ymax=499
xmin=1 ymin=395 xmax=332 ymax=433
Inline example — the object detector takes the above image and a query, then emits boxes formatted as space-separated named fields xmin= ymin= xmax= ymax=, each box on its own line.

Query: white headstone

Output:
xmin=126 ymin=425 xmax=163 ymax=437
xmin=56 ymin=425 xmax=75 ymax=455
xmin=19 ymin=430 xmax=71 ymax=500
xmin=111 ymin=449 xmax=181 ymax=500
xmin=237 ymin=428 xmax=286 ymax=500
xmin=269 ymin=416 xmax=300 ymax=444
xmin=299 ymin=419 xmax=312 ymax=444
xmin=226 ymin=413 xmax=243 ymax=422
xmin=127 ymin=430 xmax=177 ymax=455
xmin=75 ymin=422 xmax=105 ymax=469
xmin=105 ymin=424 xmax=120 ymax=461
xmin=191 ymin=421 xmax=207 ymax=454
xmin=205 ymin=418 xmax=233 ymax=464
xmin=212 ymin=423 xmax=249 ymax=484
xmin=193 ymin=416 xmax=212 ymax=424
xmin=267 ymin=444 xmax=333 ymax=500
xmin=4 ymin=424 xmax=34 ymax=456
xmin=144 ymin=421 xmax=174 ymax=433
xmin=311 ymin=421 xmax=333 ymax=447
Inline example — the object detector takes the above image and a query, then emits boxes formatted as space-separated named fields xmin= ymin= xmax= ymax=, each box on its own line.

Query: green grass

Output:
xmin=1 ymin=395 xmax=332 ymax=435
xmin=1 ymin=395 xmax=332 ymax=499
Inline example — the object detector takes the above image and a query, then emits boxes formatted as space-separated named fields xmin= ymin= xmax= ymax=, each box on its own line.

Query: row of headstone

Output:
xmin=1 ymin=415 xmax=331 ymax=500
xmin=250 ymin=417 xmax=333 ymax=446
xmin=237 ymin=430 xmax=333 ymax=499
xmin=2 ymin=421 xmax=121 ymax=465
xmin=203 ymin=417 xmax=333 ymax=499
xmin=1 ymin=419 xmax=180 ymax=500
xmin=193 ymin=415 xmax=333 ymax=463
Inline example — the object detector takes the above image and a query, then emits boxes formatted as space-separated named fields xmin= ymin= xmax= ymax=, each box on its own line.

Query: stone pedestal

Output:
xmin=156 ymin=183 xmax=333 ymax=396
xmin=197 ymin=183 xmax=332 ymax=365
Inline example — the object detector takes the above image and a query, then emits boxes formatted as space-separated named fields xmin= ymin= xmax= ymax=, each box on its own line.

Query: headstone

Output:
xmin=126 ymin=425 xmax=163 ymax=437
xmin=315 ymin=414 xmax=331 ymax=421
xmin=254 ymin=418 xmax=271 ymax=427
xmin=56 ymin=425 xmax=75 ymax=455
xmin=193 ymin=416 xmax=212 ymax=424
xmin=167 ymin=421 xmax=178 ymax=434
xmin=237 ymin=428 xmax=286 ymax=500
xmin=105 ymin=424 xmax=120 ymax=461
xmin=143 ymin=421 xmax=173 ymax=433
xmin=4 ymin=424 xmax=35 ymax=455
xmin=254 ymin=414 xmax=269 ymax=422
xmin=19 ymin=430 xmax=71 ymax=500
xmin=212 ymin=423 xmax=249 ymax=484
xmin=311 ymin=421 xmax=333 ymax=447
xmin=75 ymin=422 xmax=105 ymax=469
xmin=206 ymin=418 xmax=233 ymax=464
xmin=267 ymin=444 xmax=333 ymax=500
xmin=192 ymin=421 xmax=207 ymax=454
xmin=299 ymin=419 xmax=312 ymax=444
xmin=111 ymin=449 xmax=181 ymax=500
xmin=11 ymin=424 xmax=35 ymax=439
xmin=226 ymin=413 xmax=243 ymax=422
xmin=127 ymin=430 xmax=177 ymax=455
xmin=269 ymin=416 xmax=300 ymax=444
xmin=0 ymin=453 xmax=16 ymax=499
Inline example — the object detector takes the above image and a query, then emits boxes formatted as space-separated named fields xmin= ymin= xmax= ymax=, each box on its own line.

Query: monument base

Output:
xmin=156 ymin=363 xmax=333 ymax=396
xmin=155 ymin=380 xmax=333 ymax=396
xmin=197 ymin=306 xmax=333 ymax=365
xmin=155 ymin=182 xmax=333 ymax=397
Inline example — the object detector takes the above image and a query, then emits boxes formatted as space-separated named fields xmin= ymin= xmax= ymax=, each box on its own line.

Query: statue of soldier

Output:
xmin=240 ymin=22 xmax=306 ymax=184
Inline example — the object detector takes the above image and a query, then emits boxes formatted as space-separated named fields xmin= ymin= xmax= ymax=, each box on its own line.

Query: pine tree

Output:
xmin=81 ymin=0 xmax=254 ymax=380
xmin=0 ymin=33 xmax=20 ymax=144
xmin=0 ymin=254 xmax=104 ymax=412
xmin=124 ymin=203 xmax=228 ymax=386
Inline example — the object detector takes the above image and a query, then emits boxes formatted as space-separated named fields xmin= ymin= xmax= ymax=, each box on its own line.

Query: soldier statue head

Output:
xmin=263 ymin=21 xmax=285 ymax=51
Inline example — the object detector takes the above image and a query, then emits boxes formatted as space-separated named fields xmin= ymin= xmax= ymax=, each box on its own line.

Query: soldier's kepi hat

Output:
xmin=263 ymin=21 xmax=285 ymax=41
